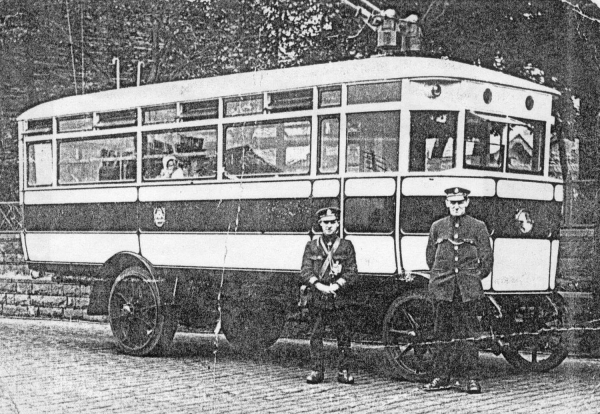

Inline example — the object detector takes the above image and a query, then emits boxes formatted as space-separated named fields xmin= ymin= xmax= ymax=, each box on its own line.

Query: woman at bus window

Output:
xmin=158 ymin=154 xmax=184 ymax=179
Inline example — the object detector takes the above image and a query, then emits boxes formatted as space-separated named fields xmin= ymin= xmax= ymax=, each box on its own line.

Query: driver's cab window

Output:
xmin=464 ymin=112 xmax=545 ymax=175
xmin=464 ymin=112 xmax=504 ymax=171
xmin=409 ymin=111 xmax=458 ymax=172
xmin=507 ymin=119 xmax=545 ymax=175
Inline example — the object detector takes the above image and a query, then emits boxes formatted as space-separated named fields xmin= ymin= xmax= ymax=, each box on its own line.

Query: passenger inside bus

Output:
xmin=158 ymin=154 xmax=184 ymax=179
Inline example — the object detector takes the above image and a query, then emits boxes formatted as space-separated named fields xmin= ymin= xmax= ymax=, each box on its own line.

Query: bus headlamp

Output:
xmin=515 ymin=209 xmax=534 ymax=234
xmin=428 ymin=84 xmax=442 ymax=98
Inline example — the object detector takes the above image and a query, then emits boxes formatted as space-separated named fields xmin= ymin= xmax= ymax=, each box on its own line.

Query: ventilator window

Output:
xmin=95 ymin=110 xmax=137 ymax=129
xmin=268 ymin=89 xmax=313 ymax=113
xmin=319 ymin=86 xmax=342 ymax=108
xmin=180 ymin=100 xmax=218 ymax=121
xmin=58 ymin=114 xmax=93 ymax=133
xmin=24 ymin=118 xmax=52 ymax=135
xmin=347 ymin=81 xmax=401 ymax=105
xmin=143 ymin=105 xmax=177 ymax=125
xmin=224 ymin=95 xmax=263 ymax=117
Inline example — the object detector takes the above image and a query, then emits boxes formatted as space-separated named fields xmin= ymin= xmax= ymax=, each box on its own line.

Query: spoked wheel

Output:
xmin=108 ymin=266 xmax=176 ymax=356
xmin=501 ymin=294 xmax=569 ymax=372
xmin=221 ymin=300 xmax=286 ymax=353
xmin=382 ymin=290 xmax=435 ymax=382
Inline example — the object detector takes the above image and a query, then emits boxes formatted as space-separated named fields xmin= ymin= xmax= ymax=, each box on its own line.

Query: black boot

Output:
xmin=336 ymin=369 xmax=354 ymax=384
xmin=306 ymin=371 xmax=324 ymax=384
xmin=337 ymin=347 xmax=354 ymax=384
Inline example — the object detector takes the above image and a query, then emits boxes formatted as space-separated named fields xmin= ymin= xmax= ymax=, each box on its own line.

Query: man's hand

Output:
xmin=314 ymin=282 xmax=337 ymax=296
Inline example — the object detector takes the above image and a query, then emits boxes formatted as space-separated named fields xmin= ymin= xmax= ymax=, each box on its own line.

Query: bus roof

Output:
xmin=18 ymin=56 xmax=559 ymax=120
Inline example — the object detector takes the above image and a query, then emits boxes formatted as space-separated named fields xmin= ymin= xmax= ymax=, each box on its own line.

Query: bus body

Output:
xmin=18 ymin=56 xmax=565 ymax=377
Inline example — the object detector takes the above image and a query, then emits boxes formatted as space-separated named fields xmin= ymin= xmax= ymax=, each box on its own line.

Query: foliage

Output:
xmin=1 ymin=0 xmax=600 ymax=200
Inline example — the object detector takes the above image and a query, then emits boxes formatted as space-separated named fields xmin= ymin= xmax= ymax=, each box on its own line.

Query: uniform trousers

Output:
xmin=432 ymin=289 xmax=480 ymax=381
xmin=309 ymin=307 xmax=352 ymax=372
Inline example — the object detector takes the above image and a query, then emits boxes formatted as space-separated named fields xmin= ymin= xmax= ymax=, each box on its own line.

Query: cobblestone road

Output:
xmin=0 ymin=317 xmax=599 ymax=413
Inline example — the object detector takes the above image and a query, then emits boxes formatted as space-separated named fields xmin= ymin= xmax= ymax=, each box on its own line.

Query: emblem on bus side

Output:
xmin=154 ymin=207 xmax=166 ymax=228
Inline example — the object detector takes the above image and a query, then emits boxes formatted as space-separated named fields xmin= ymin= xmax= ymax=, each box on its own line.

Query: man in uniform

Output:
xmin=423 ymin=187 xmax=493 ymax=394
xmin=300 ymin=207 xmax=357 ymax=385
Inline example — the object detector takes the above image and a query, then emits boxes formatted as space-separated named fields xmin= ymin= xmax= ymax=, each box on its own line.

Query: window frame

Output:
xmin=56 ymin=134 xmax=137 ymax=186
xmin=345 ymin=110 xmax=401 ymax=174
xmin=26 ymin=140 xmax=53 ymax=188
xmin=463 ymin=111 xmax=506 ymax=172
xmin=506 ymin=117 xmax=545 ymax=176
xmin=222 ymin=117 xmax=312 ymax=178
xmin=142 ymin=126 xmax=218 ymax=182
xmin=317 ymin=115 xmax=340 ymax=175
xmin=408 ymin=110 xmax=458 ymax=173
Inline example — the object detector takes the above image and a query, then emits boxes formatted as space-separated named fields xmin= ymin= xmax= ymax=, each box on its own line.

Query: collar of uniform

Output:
xmin=320 ymin=235 xmax=339 ymax=250
xmin=451 ymin=215 xmax=465 ymax=226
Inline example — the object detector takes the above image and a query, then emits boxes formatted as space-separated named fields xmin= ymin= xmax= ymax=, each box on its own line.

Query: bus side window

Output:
xmin=27 ymin=142 xmax=53 ymax=187
xmin=409 ymin=111 xmax=457 ymax=172
xmin=142 ymin=127 xmax=217 ymax=180
xmin=58 ymin=135 xmax=136 ymax=185
xmin=318 ymin=116 xmax=339 ymax=174
xmin=224 ymin=119 xmax=311 ymax=177
xmin=346 ymin=111 xmax=400 ymax=173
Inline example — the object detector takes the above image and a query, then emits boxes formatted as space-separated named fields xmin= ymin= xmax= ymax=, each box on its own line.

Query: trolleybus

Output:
xmin=18 ymin=56 xmax=566 ymax=381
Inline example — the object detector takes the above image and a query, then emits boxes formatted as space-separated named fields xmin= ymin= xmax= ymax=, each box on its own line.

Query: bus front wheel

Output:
xmin=108 ymin=266 xmax=178 ymax=356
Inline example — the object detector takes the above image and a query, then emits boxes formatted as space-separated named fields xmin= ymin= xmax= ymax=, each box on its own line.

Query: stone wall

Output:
xmin=0 ymin=233 xmax=104 ymax=322
xmin=556 ymin=228 xmax=597 ymax=292
xmin=0 ymin=276 xmax=105 ymax=322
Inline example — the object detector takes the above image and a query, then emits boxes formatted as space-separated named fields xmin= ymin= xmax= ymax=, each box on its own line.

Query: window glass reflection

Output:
xmin=346 ymin=111 xmax=399 ymax=173
xmin=224 ymin=119 xmax=311 ymax=177
xmin=58 ymin=135 xmax=136 ymax=184
xmin=143 ymin=128 xmax=217 ymax=180
xmin=409 ymin=111 xmax=457 ymax=172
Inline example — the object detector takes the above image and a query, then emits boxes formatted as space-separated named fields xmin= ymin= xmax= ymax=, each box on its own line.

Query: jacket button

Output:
xmin=455 ymin=257 xmax=458 ymax=261
xmin=454 ymin=268 xmax=459 ymax=273
xmin=454 ymin=234 xmax=458 ymax=239
xmin=454 ymin=246 xmax=458 ymax=251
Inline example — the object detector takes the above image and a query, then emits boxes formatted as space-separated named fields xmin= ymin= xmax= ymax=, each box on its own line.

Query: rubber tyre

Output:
xmin=108 ymin=266 xmax=173 ymax=356
xmin=501 ymin=294 xmax=569 ymax=372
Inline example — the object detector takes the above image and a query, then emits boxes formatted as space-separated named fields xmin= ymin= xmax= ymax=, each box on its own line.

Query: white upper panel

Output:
xmin=19 ymin=57 xmax=558 ymax=121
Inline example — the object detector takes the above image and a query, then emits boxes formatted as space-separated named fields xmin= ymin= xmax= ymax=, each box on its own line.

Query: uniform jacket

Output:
xmin=426 ymin=214 xmax=493 ymax=302
xmin=300 ymin=236 xmax=358 ymax=309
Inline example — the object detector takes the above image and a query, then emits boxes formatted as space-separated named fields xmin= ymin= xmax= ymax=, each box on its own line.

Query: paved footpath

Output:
xmin=0 ymin=317 xmax=599 ymax=414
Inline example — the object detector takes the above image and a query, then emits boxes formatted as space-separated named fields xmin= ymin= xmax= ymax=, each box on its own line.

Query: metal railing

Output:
xmin=0 ymin=202 xmax=23 ymax=232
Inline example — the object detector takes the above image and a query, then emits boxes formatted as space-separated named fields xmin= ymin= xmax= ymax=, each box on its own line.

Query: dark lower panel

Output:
xmin=139 ymin=198 xmax=337 ymax=233
xmin=400 ymin=196 xmax=562 ymax=239
xmin=24 ymin=203 xmax=138 ymax=232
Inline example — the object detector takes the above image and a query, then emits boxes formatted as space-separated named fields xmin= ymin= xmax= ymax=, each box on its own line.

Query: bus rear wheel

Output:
xmin=221 ymin=300 xmax=285 ymax=353
xmin=501 ymin=294 xmax=568 ymax=372
xmin=108 ymin=266 xmax=177 ymax=356
xmin=382 ymin=290 xmax=435 ymax=382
